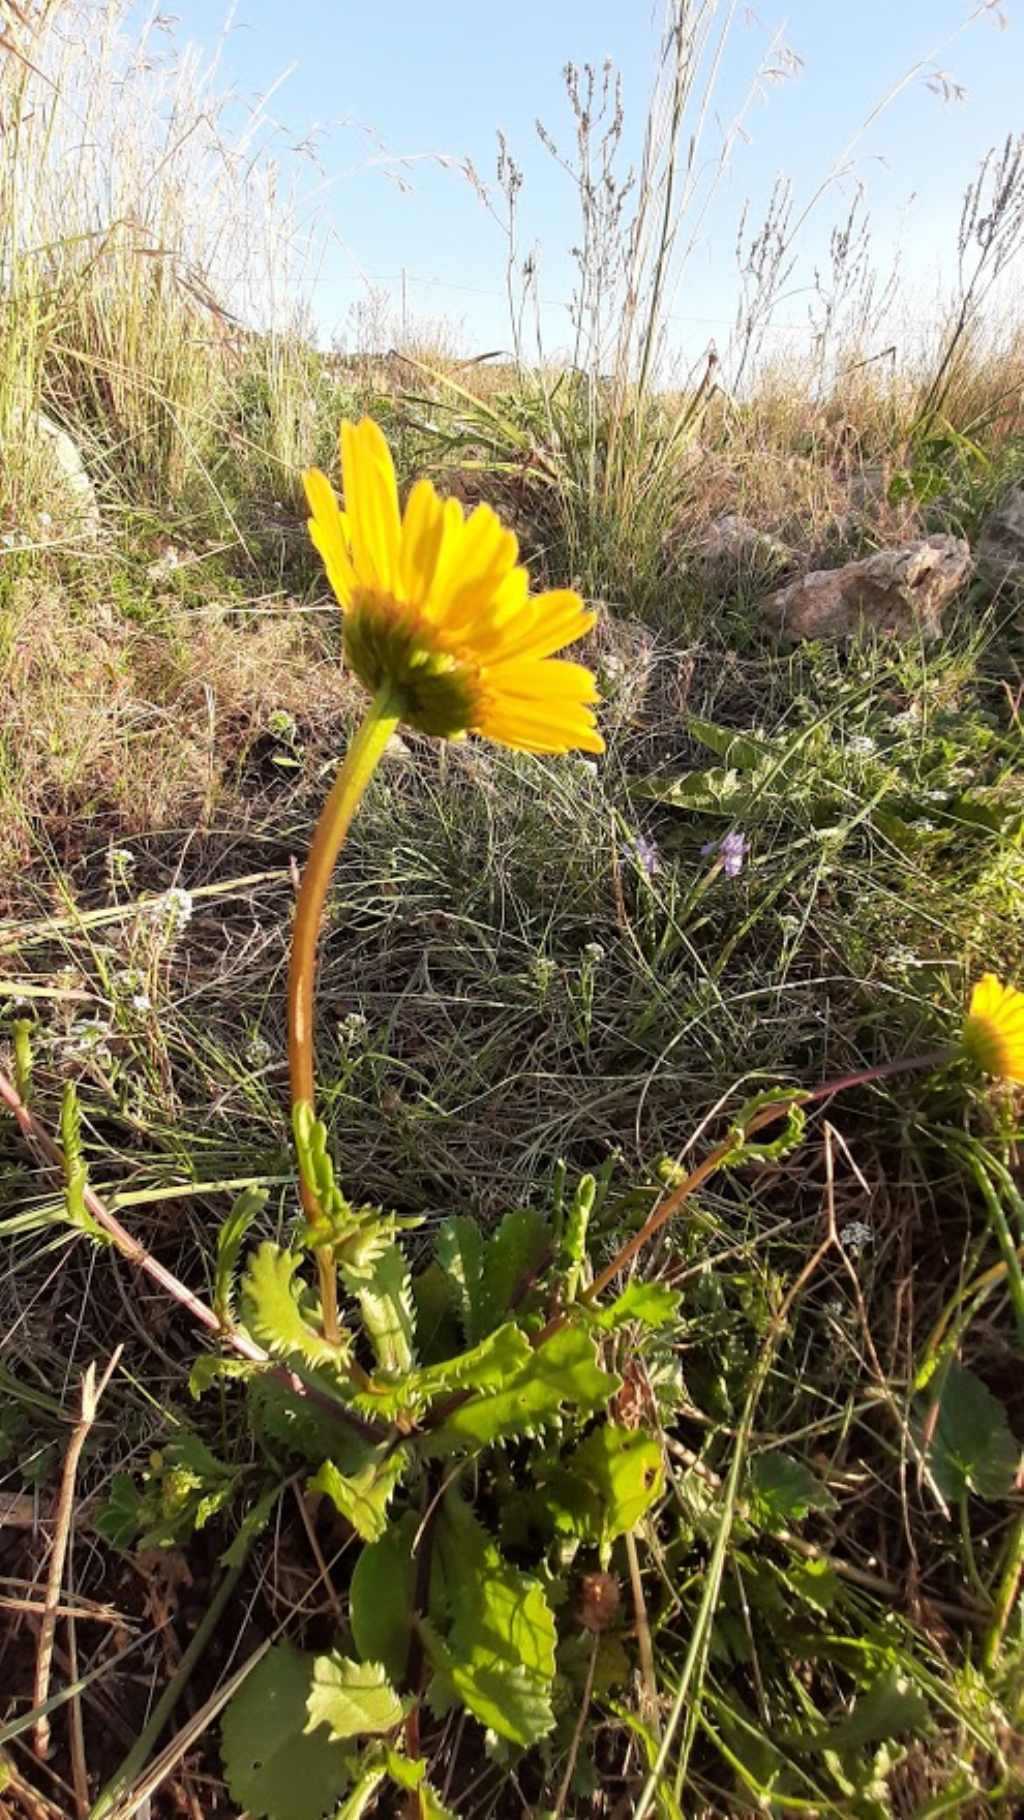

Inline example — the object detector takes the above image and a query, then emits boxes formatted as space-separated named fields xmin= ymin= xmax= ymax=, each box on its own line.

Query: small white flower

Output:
xmin=912 ymin=819 xmax=936 ymax=833
xmin=131 ymin=993 xmax=152 ymax=1012
xmin=337 ymin=1011 xmax=369 ymax=1047
xmin=824 ymin=1296 xmax=845 ymax=1318
xmin=890 ymin=707 xmax=921 ymax=730
xmin=888 ymin=944 xmax=919 ymax=968
xmin=38 ymin=511 xmax=52 ymax=528
xmin=582 ymin=942 xmax=605 ymax=964
xmin=153 ymin=887 xmax=194 ymax=932
xmin=575 ymin=758 xmax=599 ymax=779
xmin=839 ymin=1220 xmax=874 ymax=1256
xmin=848 ymin=735 xmax=877 ymax=756
xmin=245 ymin=1032 xmax=273 ymax=1068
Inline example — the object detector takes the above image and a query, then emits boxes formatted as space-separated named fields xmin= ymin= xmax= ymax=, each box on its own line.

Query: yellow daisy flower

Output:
xmin=303 ymin=417 xmax=603 ymax=755
xmin=962 ymin=974 xmax=1024 ymax=1082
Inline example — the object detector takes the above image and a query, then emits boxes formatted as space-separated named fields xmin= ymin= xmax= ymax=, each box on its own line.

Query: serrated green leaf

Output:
xmin=309 ymin=1445 xmax=406 ymax=1543
xmin=247 ymin=1376 xmax=357 ymax=1468
xmin=221 ymin=1643 xmax=355 ymax=1820
xmin=408 ymin=1322 xmax=531 ymax=1403
xmin=594 ymin=1282 xmax=681 ymax=1331
xmin=542 ymin=1424 xmax=664 ymax=1546
xmin=429 ymin=1494 xmax=556 ymax=1748
xmin=189 ymin=1353 xmax=257 ymax=1399
xmin=216 ymin=1186 xmax=268 ymax=1325
xmin=94 ymin=1472 xmax=145 ymax=1548
xmin=411 ymin=1261 xmax=463 ymax=1363
xmin=435 ymin=1216 xmax=484 ymax=1341
xmin=747 ymin=1453 xmax=837 ymax=1531
xmin=382 ymin=1747 xmax=425 ymax=1790
xmin=471 ymin=1207 xmax=549 ymax=1343
xmin=243 ymin=1242 xmax=349 ymax=1373
xmin=923 ymin=1361 xmax=1020 ymax=1501
xmin=449 ymin=1660 xmax=553 ymax=1750
xmin=417 ymin=1782 xmax=459 ymax=1819
xmin=306 ymin=1656 xmax=404 ymax=1743
xmin=341 ymin=1242 xmax=415 ymax=1376
xmin=428 ymin=1324 xmax=619 ymax=1454
xmin=332 ymin=1763 xmax=387 ymax=1818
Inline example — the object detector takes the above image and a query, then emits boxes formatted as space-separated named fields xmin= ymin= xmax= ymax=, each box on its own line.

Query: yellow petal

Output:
xmin=482 ymin=590 xmax=596 ymax=665
xmin=302 ymin=467 xmax=356 ymax=607
xmin=485 ymin=656 xmax=601 ymax=705
xmin=340 ymin=418 xmax=401 ymax=592
xmin=399 ymin=477 xmax=447 ymax=605
xmin=963 ymin=973 xmax=1024 ymax=1081
xmin=477 ymin=700 xmax=605 ymax=755
xmin=432 ymin=503 xmax=519 ymax=632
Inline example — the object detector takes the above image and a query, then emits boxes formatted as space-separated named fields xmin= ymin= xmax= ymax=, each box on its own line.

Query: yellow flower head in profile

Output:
xmin=302 ymin=418 xmax=603 ymax=755
xmin=962 ymin=974 xmax=1024 ymax=1082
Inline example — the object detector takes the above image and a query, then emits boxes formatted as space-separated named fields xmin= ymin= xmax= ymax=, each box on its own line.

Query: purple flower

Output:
xmin=701 ymin=830 xmax=748 ymax=878
xmin=627 ymin=833 xmax=660 ymax=878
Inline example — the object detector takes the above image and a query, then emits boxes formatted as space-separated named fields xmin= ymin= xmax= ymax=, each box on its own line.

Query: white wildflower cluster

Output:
xmin=150 ymin=887 xmax=194 ymax=940
xmin=336 ymin=1011 xmax=369 ymax=1050
xmin=848 ymin=734 xmax=877 ymax=757
xmin=65 ymin=1019 xmax=113 ymax=1067
xmin=107 ymin=847 xmax=137 ymax=890
xmin=839 ymin=1219 xmax=874 ymax=1256
xmin=112 ymin=967 xmax=151 ymax=1012
xmin=582 ymin=942 xmax=605 ymax=964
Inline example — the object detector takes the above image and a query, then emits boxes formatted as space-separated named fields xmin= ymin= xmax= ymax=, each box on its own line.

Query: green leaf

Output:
xmin=429 ymin=1494 xmax=556 ymax=1748
xmin=221 ymin=1643 xmax=355 ymax=1820
xmin=417 ymin=1782 xmax=460 ymax=1819
xmin=685 ymin=715 xmax=770 ymax=772
xmin=775 ymin=1557 xmax=841 ymax=1614
xmin=243 ymin=1243 xmax=349 ymax=1373
xmin=350 ymin=1511 xmax=417 ymax=1683
xmin=819 ymin=1670 xmax=930 ymax=1754
xmin=332 ymin=1763 xmax=387 ymax=1819
xmin=306 ymin=1657 xmax=404 ymax=1743
xmin=542 ymin=1424 xmax=664 ymax=1546
xmin=435 ymin=1215 xmax=484 ymax=1341
xmin=341 ymin=1242 xmax=415 ymax=1376
xmin=411 ymin=1261 xmax=463 ymax=1363
xmin=429 ymin=1323 xmax=619 ymax=1454
xmin=408 ymin=1322 xmax=532 ymax=1403
xmin=382 ymin=1747 xmax=425 ymax=1790
xmin=923 ymin=1361 xmax=1020 ymax=1501
xmin=189 ymin=1354 xmax=257 ymax=1399
xmin=95 ymin=1472 xmax=145 ymax=1548
xmin=629 ymin=765 xmax=752 ymax=814
xmin=216 ymin=1186 xmax=268 ymax=1326
xmin=247 ymin=1376 xmax=356 ymax=1468
xmin=472 ymin=1207 xmax=549 ymax=1343
xmin=594 ymin=1282 xmax=681 ymax=1331
xmin=747 ymin=1453 xmax=837 ymax=1531
xmin=308 ymin=1446 xmax=407 ymax=1543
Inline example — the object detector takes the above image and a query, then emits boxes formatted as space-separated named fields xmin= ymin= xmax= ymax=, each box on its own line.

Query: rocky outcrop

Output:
xmin=977 ymin=487 xmax=1024 ymax=588
xmin=761 ymin=534 xmax=972 ymax=642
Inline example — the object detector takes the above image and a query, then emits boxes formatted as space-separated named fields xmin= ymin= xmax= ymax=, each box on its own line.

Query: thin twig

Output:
xmin=552 ymin=1634 xmax=598 ymax=1820
xmin=624 ymin=1528 xmax=659 ymax=1731
xmin=66 ymin=1619 xmax=89 ymax=1819
xmin=33 ymin=1348 xmax=122 ymax=1760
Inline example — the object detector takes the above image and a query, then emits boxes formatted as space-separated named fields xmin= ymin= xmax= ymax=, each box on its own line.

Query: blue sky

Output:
xmin=171 ymin=0 xmax=1018 ymax=363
